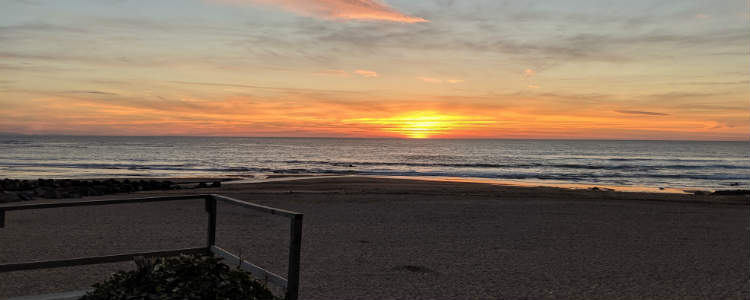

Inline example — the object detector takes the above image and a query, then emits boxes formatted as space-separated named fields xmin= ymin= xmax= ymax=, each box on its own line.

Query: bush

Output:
xmin=81 ymin=255 xmax=279 ymax=300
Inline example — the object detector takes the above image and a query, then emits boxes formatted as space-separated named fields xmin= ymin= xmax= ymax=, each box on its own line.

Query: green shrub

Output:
xmin=81 ymin=255 xmax=279 ymax=300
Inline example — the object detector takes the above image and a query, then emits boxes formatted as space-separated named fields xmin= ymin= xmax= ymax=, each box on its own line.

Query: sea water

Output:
xmin=0 ymin=136 xmax=747 ymax=190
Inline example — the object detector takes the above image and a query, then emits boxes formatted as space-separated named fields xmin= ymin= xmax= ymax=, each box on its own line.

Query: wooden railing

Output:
xmin=0 ymin=194 xmax=303 ymax=300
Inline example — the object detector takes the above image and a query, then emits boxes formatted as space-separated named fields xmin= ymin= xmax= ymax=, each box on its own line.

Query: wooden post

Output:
xmin=286 ymin=214 xmax=303 ymax=300
xmin=205 ymin=196 xmax=217 ymax=248
xmin=0 ymin=209 xmax=5 ymax=228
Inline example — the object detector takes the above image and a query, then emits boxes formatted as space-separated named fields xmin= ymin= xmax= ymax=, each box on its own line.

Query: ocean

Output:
xmin=0 ymin=136 xmax=747 ymax=191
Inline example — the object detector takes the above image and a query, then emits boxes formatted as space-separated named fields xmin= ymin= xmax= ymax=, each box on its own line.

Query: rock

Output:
xmin=711 ymin=190 xmax=750 ymax=196
xmin=18 ymin=192 xmax=33 ymax=201
xmin=196 ymin=182 xmax=208 ymax=189
xmin=210 ymin=181 xmax=221 ymax=188
xmin=692 ymin=190 xmax=710 ymax=196
xmin=20 ymin=180 xmax=34 ymax=190
xmin=0 ymin=192 xmax=21 ymax=203
xmin=43 ymin=188 xmax=60 ymax=199
xmin=5 ymin=180 xmax=19 ymax=190
xmin=86 ymin=187 xmax=100 ymax=196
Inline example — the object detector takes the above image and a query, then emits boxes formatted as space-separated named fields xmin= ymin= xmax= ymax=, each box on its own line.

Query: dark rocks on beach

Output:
xmin=17 ymin=192 xmax=33 ymax=201
xmin=0 ymin=191 xmax=21 ymax=203
xmin=711 ymin=190 xmax=750 ymax=196
xmin=0 ymin=178 xmax=223 ymax=203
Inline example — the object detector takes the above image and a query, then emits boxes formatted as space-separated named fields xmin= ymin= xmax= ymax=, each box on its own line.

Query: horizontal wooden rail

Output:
xmin=211 ymin=246 xmax=288 ymax=288
xmin=0 ymin=194 xmax=211 ymax=212
xmin=211 ymin=194 xmax=300 ymax=218
xmin=0 ymin=247 xmax=207 ymax=272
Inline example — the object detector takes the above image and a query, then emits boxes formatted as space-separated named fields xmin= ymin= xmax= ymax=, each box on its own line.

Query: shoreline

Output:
xmin=2 ymin=176 xmax=747 ymax=207
xmin=3 ymin=173 xmax=748 ymax=196
xmin=154 ymin=173 xmax=746 ymax=195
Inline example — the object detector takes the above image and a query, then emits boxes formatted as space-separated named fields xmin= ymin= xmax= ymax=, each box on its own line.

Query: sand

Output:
xmin=0 ymin=177 xmax=747 ymax=299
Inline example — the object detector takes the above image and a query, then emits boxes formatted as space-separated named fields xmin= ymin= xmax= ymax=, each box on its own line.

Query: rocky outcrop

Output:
xmin=0 ymin=178 xmax=224 ymax=203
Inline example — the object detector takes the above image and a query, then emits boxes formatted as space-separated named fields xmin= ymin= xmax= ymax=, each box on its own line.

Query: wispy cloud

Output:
xmin=615 ymin=110 xmax=669 ymax=116
xmin=315 ymin=69 xmax=349 ymax=76
xmin=354 ymin=69 xmax=378 ymax=77
xmin=417 ymin=77 xmax=464 ymax=84
xmin=224 ymin=0 xmax=427 ymax=23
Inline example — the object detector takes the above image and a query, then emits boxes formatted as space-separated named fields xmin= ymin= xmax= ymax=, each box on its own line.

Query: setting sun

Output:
xmin=348 ymin=111 xmax=495 ymax=138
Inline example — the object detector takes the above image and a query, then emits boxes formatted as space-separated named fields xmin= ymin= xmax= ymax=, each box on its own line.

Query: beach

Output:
xmin=0 ymin=176 xmax=747 ymax=299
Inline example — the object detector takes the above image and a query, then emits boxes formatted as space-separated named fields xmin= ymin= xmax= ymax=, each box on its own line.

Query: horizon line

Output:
xmin=1 ymin=133 xmax=748 ymax=143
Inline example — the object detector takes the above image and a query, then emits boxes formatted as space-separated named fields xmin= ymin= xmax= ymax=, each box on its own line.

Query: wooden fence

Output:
xmin=0 ymin=194 xmax=303 ymax=300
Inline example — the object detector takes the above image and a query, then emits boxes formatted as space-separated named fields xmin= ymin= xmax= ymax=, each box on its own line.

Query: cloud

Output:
xmin=65 ymin=90 xmax=119 ymax=95
xmin=418 ymin=77 xmax=464 ymax=84
xmin=527 ymin=84 xmax=540 ymax=89
xmin=417 ymin=77 xmax=442 ymax=83
xmin=615 ymin=110 xmax=669 ymax=116
xmin=228 ymin=0 xmax=428 ymax=23
xmin=354 ymin=69 xmax=378 ymax=77
xmin=315 ymin=69 xmax=349 ymax=76
xmin=4 ymin=88 xmax=747 ymax=140
xmin=523 ymin=69 xmax=536 ymax=77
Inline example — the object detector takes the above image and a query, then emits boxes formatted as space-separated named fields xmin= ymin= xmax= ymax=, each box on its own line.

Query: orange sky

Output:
xmin=0 ymin=0 xmax=748 ymax=140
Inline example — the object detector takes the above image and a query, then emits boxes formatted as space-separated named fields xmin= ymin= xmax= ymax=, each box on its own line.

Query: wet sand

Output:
xmin=0 ymin=177 xmax=747 ymax=299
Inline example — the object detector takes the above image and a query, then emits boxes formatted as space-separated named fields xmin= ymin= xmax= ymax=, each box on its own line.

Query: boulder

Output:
xmin=0 ymin=192 xmax=21 ymax=203
xmin=43 ymin=188 xmax=60 ymax=199
xmin=711 ymin=190 xmax=750 ymax=196
xmin=18 ymin=192 xmax=33 ymax=201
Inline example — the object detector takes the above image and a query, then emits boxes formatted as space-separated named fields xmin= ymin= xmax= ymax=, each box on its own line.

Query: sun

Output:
xmin=393 ymin=114 xmax=451 ymax=138
xmin=347 ymin=111 xmax=494 ymax=138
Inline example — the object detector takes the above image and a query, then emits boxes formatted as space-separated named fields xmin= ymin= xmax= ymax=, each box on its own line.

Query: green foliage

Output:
xmin=81 ymin=255 xmax=279 ymax=300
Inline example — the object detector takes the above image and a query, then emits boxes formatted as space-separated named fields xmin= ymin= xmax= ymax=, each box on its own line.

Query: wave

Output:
xmin=282 ymin=169 xmax=750 ymax=182
xmin=0 ymin=140 xmax=33 ymax=145
xmin=0 ymin=161 xmax=274 ymax=173
xmin=271 ymin=159 xmax=748 ymax=170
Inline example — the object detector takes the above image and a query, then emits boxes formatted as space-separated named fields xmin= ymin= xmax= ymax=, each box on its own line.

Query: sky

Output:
xmin=0 ymin=0 xmax=748 ymax=140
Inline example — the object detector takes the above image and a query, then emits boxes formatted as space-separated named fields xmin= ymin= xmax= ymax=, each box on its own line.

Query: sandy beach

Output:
xmin=0 ymin=177 xmax=747 ymax=299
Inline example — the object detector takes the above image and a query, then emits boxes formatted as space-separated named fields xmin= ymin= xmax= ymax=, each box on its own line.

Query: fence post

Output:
xmin=286 ymin=214 xmax=303 ymax=300
xmin=205 ymin=195 xmax=217 ymax=248
xmin=0 ymin=209 xmax=5 ymax=228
